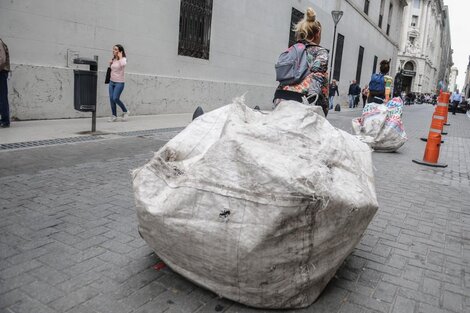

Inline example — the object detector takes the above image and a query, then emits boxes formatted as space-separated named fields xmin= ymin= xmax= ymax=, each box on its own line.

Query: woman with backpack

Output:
xmin=273 ymin=7 xmax=329 ymax=116
xmin=367 ymin=60 xmax=393 ymax=104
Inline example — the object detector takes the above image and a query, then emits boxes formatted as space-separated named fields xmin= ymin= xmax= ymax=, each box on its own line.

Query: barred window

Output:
xmin=289 ymin=8 xmax=304 ymax=47
xmin=178 ymin=0 xmax=213 ymax=60
xmin=379 ymin=0 xmax=385 ymax=28
xmin=386 ymin=4 xmax=393 ymax=36
xmin=333 ymin=33 xmax=345 ymax=81
xmin=356 ymin=46 xmax=364 ymax=84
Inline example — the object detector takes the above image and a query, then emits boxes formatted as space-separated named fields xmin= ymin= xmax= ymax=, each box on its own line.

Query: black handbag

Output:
xmin=105 ymin=67 xmax=111 ymax=84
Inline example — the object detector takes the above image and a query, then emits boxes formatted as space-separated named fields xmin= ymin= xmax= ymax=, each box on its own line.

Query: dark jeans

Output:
xmin=452 ymin=100 xmax=459 ymax=114
xmin=109 ymin=81 xmax=128 ymax=117
xmin=273 ymin=89 xmax=328 ymax=117
xmin=0 ymin=70 xmax=9 ymax=125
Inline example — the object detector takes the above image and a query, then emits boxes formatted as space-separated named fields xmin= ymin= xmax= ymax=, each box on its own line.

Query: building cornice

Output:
xmin=344 ymin=0 xmax=402 ymax=48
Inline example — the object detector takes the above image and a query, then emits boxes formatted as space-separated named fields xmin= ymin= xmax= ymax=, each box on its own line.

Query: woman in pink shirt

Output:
xmin=108 ymin=44 xmax=129 ymax=122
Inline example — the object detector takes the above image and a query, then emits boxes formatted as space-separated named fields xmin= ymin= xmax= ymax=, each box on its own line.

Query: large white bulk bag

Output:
xmin=133 ymin=98 xmax=378 ymax=309
xmin=352 ymin=97 xmax=407 ymax=152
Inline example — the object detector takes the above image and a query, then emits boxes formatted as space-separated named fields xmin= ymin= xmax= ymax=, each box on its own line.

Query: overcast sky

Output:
xmin=444 ymin=0 xmax=468 ymax=89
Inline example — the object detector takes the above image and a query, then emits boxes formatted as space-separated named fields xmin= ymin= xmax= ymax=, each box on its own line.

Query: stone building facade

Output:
xmin=396 ymin=0 xmax=453 ymax=94
xmin=1 ymin=0 xmax=407 ymax=120
xmin=448 ymin=67 xmax=458 ymax=93
xmin=463 ymin=57 xmax=470 ymax=98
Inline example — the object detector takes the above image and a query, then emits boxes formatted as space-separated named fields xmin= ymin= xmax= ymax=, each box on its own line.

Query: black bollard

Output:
xmin=192 ymin=106 xmax=204 ymax=120
xmin=334 ymin=104 xmax=341 ymax=111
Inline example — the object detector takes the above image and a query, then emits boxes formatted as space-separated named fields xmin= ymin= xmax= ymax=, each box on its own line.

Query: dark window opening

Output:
xmin=333 ymin=34 xmax=345 ymax=81
xmin=379 ymin=0 xmax=385 ymax=28
xmin=356 ymin=46 xmax=365 ymax=84
xmin=373 ymin=56 xmax=378 ymax=74
xmin=178 ymin=0 xmax=213 ymax=60
xmin=364 ymin=0 xmax=370 ymax=15
xmin=404 ymin=61 xmax=414 ymax=71
xmin=386 ymin=4 xmax=393 ymax=36
xmin=289 ymin=8 xmax=304 ymax=47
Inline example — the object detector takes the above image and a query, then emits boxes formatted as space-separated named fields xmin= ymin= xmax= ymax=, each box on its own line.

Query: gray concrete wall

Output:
xmin=1 ymin=0 xmax=406 ymax=120
xmin=8 ymin=64 xmax=274 ymax=120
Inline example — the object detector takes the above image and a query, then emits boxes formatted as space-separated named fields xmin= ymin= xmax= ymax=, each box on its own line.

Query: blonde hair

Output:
xmin=293 ymin=8 xmax=322 ymax=42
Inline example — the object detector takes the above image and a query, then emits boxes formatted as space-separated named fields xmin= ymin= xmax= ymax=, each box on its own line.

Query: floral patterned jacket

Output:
xmin=277 ymin=42 xmax=329 ymax=110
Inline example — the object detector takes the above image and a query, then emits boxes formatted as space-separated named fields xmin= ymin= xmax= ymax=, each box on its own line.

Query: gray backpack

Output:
xmin=275 ymin=42 xmax=310 ymax=86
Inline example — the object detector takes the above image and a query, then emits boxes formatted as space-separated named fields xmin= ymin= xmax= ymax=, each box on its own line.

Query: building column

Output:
xmin=420 ymin=1 xmax=431 ymax=56
xmin=400 ymin=3 xmax=410 ymax=52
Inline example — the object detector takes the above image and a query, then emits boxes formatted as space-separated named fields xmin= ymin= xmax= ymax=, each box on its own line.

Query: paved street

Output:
xmin=0 ymin=105 xmax=469 ymax=313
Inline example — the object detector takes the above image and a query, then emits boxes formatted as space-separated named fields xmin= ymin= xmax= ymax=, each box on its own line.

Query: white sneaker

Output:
xmin=122 ymin=111 xmax=130 ymax=121
xmin=107 ymin=116 xmax=117 ymax=122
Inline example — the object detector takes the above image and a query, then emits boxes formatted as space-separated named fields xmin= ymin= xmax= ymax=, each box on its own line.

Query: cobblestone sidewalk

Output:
xmin=0 ymin=105 xmax=468 ymax=313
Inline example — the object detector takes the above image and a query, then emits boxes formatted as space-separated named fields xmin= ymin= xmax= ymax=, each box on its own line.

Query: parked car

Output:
xmin=448 ymin=98 xmax=469 ymax=113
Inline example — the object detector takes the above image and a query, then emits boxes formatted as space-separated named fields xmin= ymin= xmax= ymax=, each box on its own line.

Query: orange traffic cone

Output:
xmin=435 ymin=92 xmax=450 ymax=131
xmin=432 ymin=111 xmax=447 ymax=135
xmin=439 ymin=92 xmax=451 ymax=125
xmin=413 ymin=114 xmax=447 ymax=168
xmin=421 ymin=91 xmax=449 ymax=141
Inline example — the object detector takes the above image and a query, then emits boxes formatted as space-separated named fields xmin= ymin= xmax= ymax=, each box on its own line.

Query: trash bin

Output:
xmin=73 ymin=58 xmax=97 ymax=112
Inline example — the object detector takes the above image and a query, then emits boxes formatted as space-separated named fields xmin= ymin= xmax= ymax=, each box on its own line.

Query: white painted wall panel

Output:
xmin=0 ymin=0 xmax=407 ymax=119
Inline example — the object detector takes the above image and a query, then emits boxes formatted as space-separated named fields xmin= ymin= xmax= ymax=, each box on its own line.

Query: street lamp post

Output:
xmin=328 ymin=10 xmax=343 ymax=85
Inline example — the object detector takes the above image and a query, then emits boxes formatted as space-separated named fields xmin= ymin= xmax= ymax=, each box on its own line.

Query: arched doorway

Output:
xmin=401 ymin=61 xmax=416 ymax=94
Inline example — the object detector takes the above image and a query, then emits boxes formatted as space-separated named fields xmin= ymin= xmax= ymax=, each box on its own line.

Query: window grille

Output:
xmin=364 ymin=0 xmax=370 ymax=15
xmin=379 ymin=0 xmax=385 ymax=28
xmin=356 ymin=46 xmax=364 ymax=84
xmin=387 ymin=4 xmax=393 ymax=35
xmin=333 ymin=34 xmax=345 ymax=81
xmin=178 ymin=0 xmax=213 ymax=59
xmin=289 ymin=8 xmax=304 ymax=47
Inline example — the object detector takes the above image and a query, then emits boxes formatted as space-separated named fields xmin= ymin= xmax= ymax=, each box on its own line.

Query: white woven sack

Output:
xmin=352 ymin=102 xmax=406 ymax=152
xmin=133 ymin=98 xmax=378 ymax=308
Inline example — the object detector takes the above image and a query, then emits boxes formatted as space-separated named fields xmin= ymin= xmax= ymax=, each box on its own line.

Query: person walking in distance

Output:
xmin=450 ymin=89 xmax=462 ymax=115
xmin=367 ymin=59 xmax=393 ymax=104
xmin=361 ymin=84 xmax=369 ymax=108
xmin=348 ymin=80 xmax=360 ymax=108
xmin=108 ymin=44 xmax=130 ymax=122
xmin=328 ymin=80 xmax=339 ymax=110
xmin=0 ymin=38 xmax=10 ymax=128
xmin=273 ymin=7 xmax=329 ymax=116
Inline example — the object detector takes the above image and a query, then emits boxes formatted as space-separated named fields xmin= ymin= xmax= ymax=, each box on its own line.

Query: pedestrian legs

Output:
xmin=109 ymin=81 xmax=128 ymax=117
xmin=329 ymin=96 xmax=334 ymax=110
